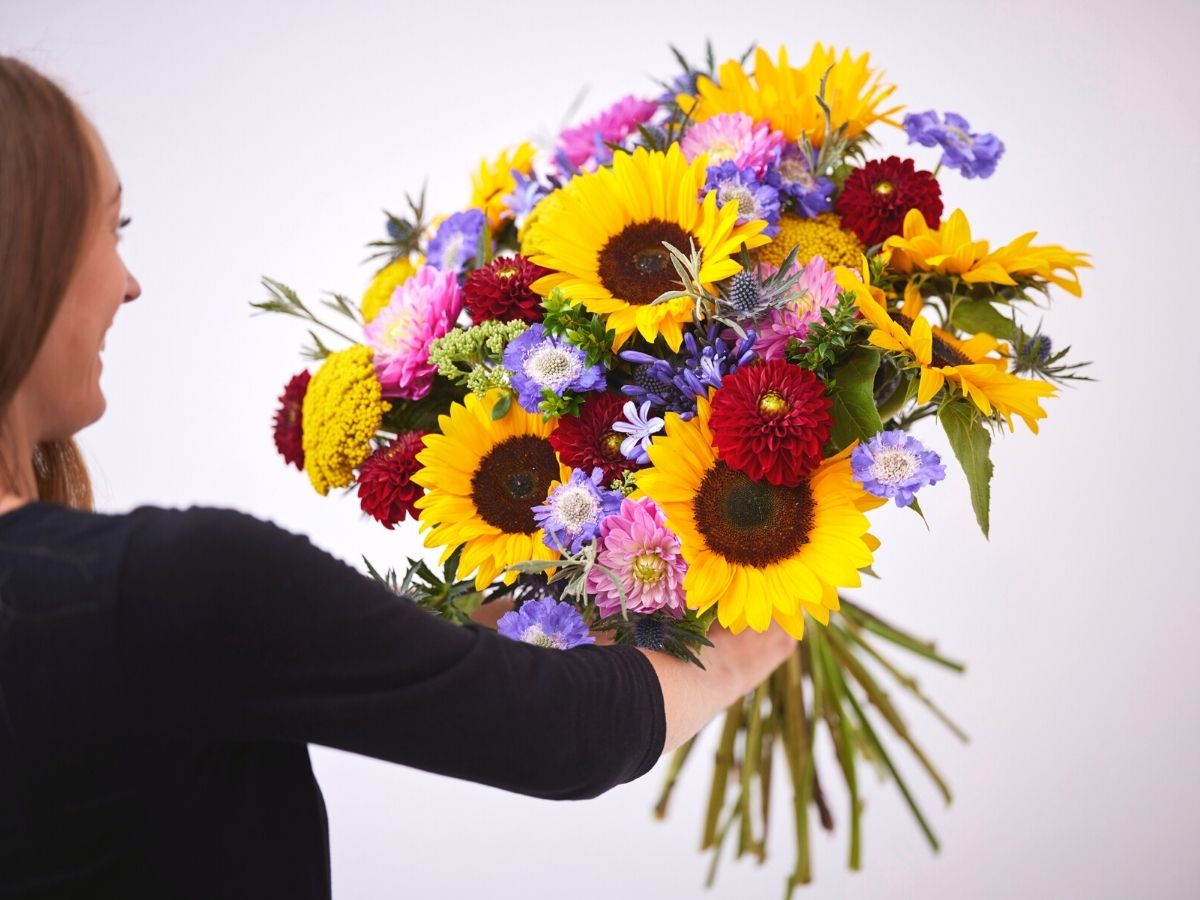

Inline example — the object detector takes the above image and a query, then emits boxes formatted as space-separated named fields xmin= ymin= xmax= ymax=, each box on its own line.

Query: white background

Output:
xmin=5 ymin=0 xmax=1198 ymax=897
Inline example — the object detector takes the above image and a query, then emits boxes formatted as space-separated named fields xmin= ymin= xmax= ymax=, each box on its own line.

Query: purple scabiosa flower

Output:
xmin=703 ymin=161 xmax=781 ymax=237
xmin=497 ymin=597 xmax=595 ymax=649
xmin=621 ymin=325 xmax=757 ymax=417
xmin=680 ymin=112 xmax=785 ymax=177
xmin=774 ymin=145 xmax=834 ymax=218
xmin=903 ymin=110 xmax=1005 ymax=180
xmin=557 ymin=95 xmax=659 ymax=172
xmin=532 ymin=467 xmax=624 ymax=554
xmin=755 ymin=256 xmax=842 ymax=361
xmin=612 ymin=400 xmax=665 ymax=465
xmin=426 ymin=208 xmax=486 ymax=275
xmin=851 ymin=430 xmax=947 ymax=507
xmin=502 ymin=324 xmax=606 ymax=413
xmin=586 ymin=496 xmax=687 ymax=618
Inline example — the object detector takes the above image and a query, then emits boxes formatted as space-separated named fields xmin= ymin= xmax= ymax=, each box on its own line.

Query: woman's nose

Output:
xmin=123 ymin=272 xmax=142 ymax=303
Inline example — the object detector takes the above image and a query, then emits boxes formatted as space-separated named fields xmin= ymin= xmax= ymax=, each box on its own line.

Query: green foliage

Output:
xmin=825 ymin=347 xmax=883 ymax=453
xmin=949 ymin=298 xmax=1018 ymax=341
xmin=538 ymin=388 xmax=585 ymax=420
xmin=540 ymin=288 xmax=616 ymax=368
xmin=364 ymin=185 xmax=429 ymax=265
xmin=1011 ymin=325 xmax=1094 ymax=384
xmin=380 ymin=377 xmax=467 ymax=434
xmin=938 ymin=398 xmax=994 ymax=538
xmin=251 ymin=277 xmax=360 ymax=352
xmin=378 ymin=545 xmax=518 ymax=626
xmin=786 ymin=290 xmax=865 ymax=374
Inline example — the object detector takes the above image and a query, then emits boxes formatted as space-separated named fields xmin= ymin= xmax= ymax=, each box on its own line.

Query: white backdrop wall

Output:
xmin=4 ymin=0 xmax=1197 ymax=897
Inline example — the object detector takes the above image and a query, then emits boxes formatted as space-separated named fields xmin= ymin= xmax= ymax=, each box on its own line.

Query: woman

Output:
xmin=0 ymin=57 xmax=796 ymax=898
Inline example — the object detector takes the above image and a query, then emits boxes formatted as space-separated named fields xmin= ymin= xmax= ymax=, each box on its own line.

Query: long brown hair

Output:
xmin=0 ymin=57 xmax=98 ymax=510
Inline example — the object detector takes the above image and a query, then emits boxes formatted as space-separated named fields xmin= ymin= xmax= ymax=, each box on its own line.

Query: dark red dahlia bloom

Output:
xmin=709 ymin=360 xmax=833 ymax=486
xmin=548 ymin=392 xmax=635 ymax=484
xmin=834 ymin=156 xmax=943 ymax=247
xmin=463 ymin=255 xmax=550 ymax=324
xmin=272 ymin=370 xmax=310 ymax=470
xmin=357 ymin=431 xmax=428 ymax=529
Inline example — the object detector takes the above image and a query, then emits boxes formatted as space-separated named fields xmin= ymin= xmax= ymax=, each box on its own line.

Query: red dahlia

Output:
xmin=272 ymin=370 xmax=311 ymax=470
xmin=357 ymin=431 xmax=428 ymax=529
xmin=548 ymin=392 xmax=635 ymax=484
xmin=463 ymin=255 xmax=550 ymax=324
xmin=709 ymin=360 xmax=833 ymax=487
xmin=834 ymin=156 xmax=943 ymax=248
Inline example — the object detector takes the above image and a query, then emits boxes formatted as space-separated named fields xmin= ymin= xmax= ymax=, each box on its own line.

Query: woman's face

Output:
xmin=21 ymin=118 xmax=141 ymax=442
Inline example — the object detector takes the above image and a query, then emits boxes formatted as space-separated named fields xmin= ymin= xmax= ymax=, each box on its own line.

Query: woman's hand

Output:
xmin=638 ymin=624 xmax=796 ymax=754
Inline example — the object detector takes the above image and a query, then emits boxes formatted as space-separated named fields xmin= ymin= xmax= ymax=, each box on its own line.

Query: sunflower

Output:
xmin=525 ymin=144 xmax=769 ymax=351
xmin=844 ymin=266 xmax=1057 ymax=432
xmin=413 ymin=390 xmax=571 ymax=590
xmin=883 ymin=208 xmax=1090 ymax=296
xmin=677 ymin=45 xmax=903 ymax=146
xmin=635 ymin=395 xmax=883 ymax=640
xmin=471 ymin=142 xmax=537 ymax=229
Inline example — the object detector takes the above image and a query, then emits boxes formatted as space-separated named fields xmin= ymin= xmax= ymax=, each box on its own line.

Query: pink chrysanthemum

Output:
xmin=755 ymin=256 xmax=842 ymax=361
xmin=363 ymin=264 xmax=463 ymax=401
xmin=557 ymin=95 xmax=659 ymax=170
xmin=680 ymin=112 xmax=786 ymax=177
xmin=586 ymin=497 xmax=687 ymax=618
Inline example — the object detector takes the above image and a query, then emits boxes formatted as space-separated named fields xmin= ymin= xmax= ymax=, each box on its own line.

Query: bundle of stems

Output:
xmin=653 ymin=597 xmax=967 ymax=896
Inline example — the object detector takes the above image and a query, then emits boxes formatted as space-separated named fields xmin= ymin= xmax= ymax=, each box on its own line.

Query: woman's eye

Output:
xmin=117 ymin=216 xmax=132 ymax=239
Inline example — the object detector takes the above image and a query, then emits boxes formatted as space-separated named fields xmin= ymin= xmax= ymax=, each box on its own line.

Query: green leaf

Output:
xmin=490 ymin=391 xmax=513 ymax=420
xmin=826 ymin=348 xmax=883 ymax=452
xmin=907 ymin=497 xmax=930 ymax=530
xmin=938 ymin=399 xmax=993 ymax=538
xmin=950 ymin=299 xmax=1017 ymax=342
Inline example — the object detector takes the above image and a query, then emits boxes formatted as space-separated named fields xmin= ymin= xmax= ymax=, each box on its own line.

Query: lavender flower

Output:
xmin=497 ymin=597 xmax=595 ymax=650
xmin=621 ymin=325 xmax=757 ymax=416
xmin=502 ymin=324 xmax=606 ymax=413
xmin=903 ymin=110 xmax=1005 ymax=180
xmin=532 ymin=468 xmax=624 ymax=554
xmin=851 ymin=430 xmax=946 ymax=507
xmin=773 ymin=144 xmax=834 ymax=218
xmin=612 ymin=400 xmax=665 ymax=465
xmin=703 ymin=161 xmax=781 ymax=236
xmin=426 ymin=208 xmax=486 ymax=275
xmin=501 ymin=170 xmax=558 ymax=231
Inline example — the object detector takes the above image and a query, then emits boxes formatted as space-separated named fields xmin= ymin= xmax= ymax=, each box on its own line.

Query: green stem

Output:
xmin=653 ymin=736 xmax=697 ymax=820
xmin=826 ymin=626 xmax=954 ymax=804
xmin=834 ymin=622 xmax=969 ymax=743
xmin=779 ymin=649 xmax=813 ymax=890
xmin=875 ymin=373 xmax=910 ymax=424
xmin=738 ymin=681 xmax=769 ymax=858
xmin=701 ymin=702 xmax=743 ymax=850
xmin=809 ymin=627 xmax=862 ymax=870
xmin=839 ymin=601 xmax=966 ymax=672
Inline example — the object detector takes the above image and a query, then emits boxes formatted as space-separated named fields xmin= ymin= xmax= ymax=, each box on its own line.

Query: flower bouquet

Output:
xmin=256 ymin=42 xmax=1089 ymax=894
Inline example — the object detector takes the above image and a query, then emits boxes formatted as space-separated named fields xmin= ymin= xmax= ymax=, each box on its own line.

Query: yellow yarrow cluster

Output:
xmin=301 ymin=345 xmax=390 ymax=496
xmin=361 ymin=256 xmax=421 ymax=323
xmin=755 ymin=212 xmax=863 ymax=269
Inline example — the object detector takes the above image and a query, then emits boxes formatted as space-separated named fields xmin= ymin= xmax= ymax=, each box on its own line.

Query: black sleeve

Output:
xmin=114 ymin=506 xmax=665 ymax=801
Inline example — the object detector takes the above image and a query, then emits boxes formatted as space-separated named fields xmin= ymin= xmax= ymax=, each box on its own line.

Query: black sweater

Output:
xmin=0 ymin=501 xmax=665 ymax=899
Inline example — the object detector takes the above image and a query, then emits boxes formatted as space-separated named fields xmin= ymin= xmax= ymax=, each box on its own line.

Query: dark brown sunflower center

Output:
xmin=471 ymin=435 xmax=560 ymax=534
xmin=597 ymin=219 xmax=692 ymax=306
xmin=893 ymin=313 xmax=973 ymax=367
xmin=692 ymin=461 xmax=814 ymax=566
xmin=600 ymin=430 xmax=625 ymax=461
